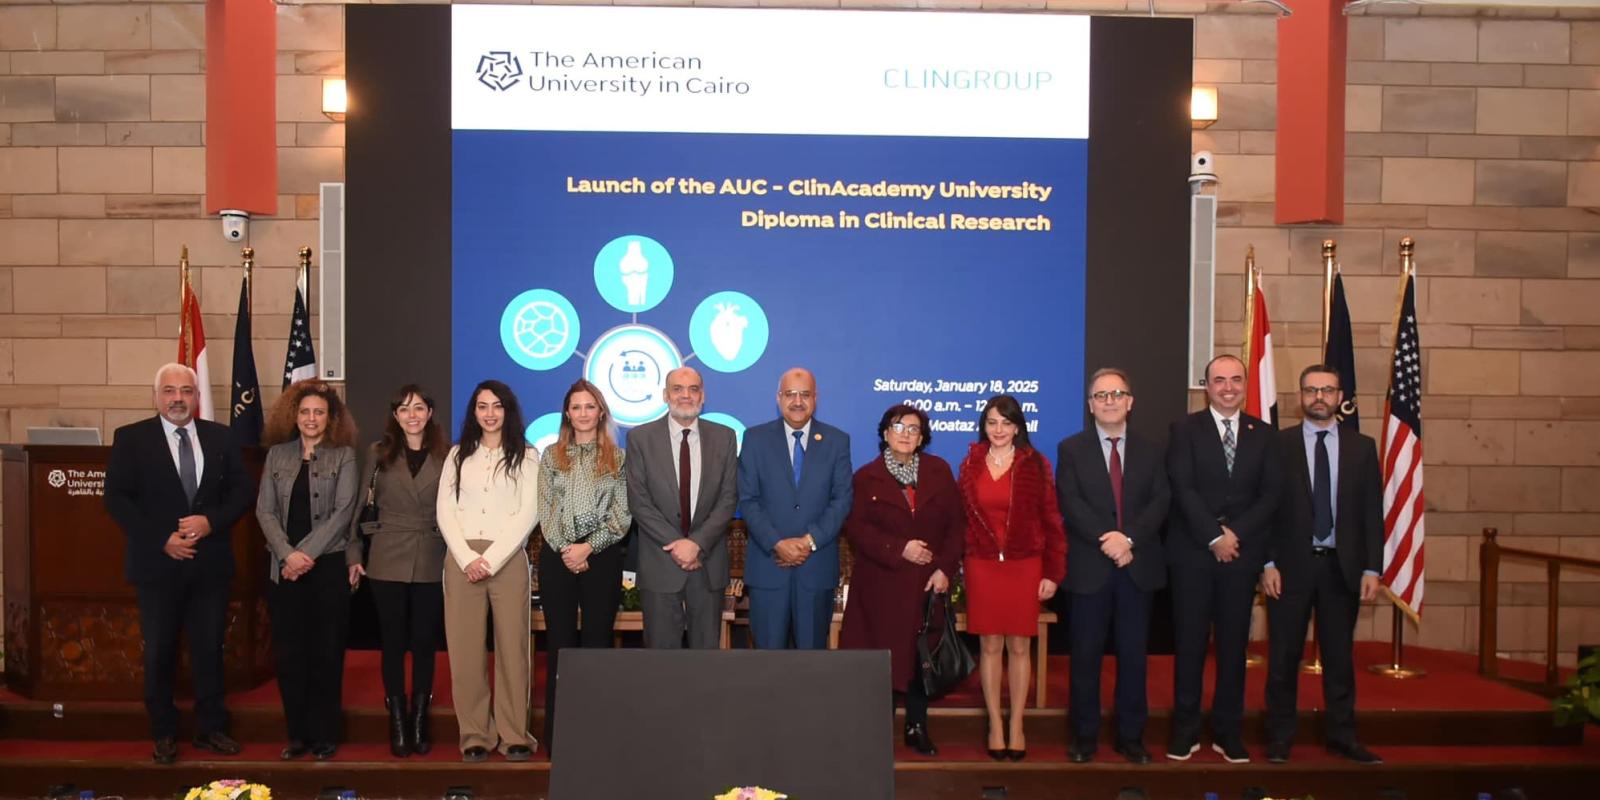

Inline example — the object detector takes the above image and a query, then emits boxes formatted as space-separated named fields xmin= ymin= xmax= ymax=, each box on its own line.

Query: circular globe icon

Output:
xmin=500 ymin=289 xmax=580 ymax=371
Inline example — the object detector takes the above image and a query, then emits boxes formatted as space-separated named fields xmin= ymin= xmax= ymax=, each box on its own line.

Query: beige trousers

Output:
xmin=443 ymin=542 xmax=534 ymax=753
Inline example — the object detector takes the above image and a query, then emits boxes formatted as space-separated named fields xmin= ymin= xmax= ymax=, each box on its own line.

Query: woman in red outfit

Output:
xmin=840 ymin=404 xmax=964 ymax=758
xmin=957 ymin=394 xmax=1067 ymax=761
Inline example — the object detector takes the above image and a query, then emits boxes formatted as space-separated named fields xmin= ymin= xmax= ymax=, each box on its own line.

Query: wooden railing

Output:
xmin=1478 ymin=526 xmax=1600 ymax=686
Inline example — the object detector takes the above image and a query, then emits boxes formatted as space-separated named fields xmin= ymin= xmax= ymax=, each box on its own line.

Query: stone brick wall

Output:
xmin=1 ymin=1 xmax=1596 ymax=666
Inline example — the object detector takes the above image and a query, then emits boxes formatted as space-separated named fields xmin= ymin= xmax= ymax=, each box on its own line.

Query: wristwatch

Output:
xmin=805 ymin=534 xmax=817 ymax=552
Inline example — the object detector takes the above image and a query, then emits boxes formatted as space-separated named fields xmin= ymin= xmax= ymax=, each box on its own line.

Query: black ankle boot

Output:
xmin=386 ymin=695 xmax=411 ymax=757
xmin=410 ymin=693 xmax=433 ymax=755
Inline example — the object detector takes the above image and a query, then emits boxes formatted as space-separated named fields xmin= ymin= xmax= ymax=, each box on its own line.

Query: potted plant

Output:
xmin=1554 ymin=650 xmax=1600 ymax=726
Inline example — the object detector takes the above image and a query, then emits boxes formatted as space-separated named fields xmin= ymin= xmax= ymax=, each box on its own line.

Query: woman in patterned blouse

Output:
xmin=536 ymin=378 xmax=632 ymax=755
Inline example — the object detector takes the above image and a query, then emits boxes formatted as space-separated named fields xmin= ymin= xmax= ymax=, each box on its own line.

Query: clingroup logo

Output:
xmin=476 ymin=51 xmax=524 ymax=91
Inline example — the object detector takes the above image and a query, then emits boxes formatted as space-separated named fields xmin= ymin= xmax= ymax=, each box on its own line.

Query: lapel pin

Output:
xmin=814 ymin=433 xmax=823 ymax=441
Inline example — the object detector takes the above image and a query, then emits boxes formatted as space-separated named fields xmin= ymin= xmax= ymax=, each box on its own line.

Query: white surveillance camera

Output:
xmin=1189 ymin=150 xmax=1218 ymax=188
xmin=220 ymin=210 xmax=249 ymax=243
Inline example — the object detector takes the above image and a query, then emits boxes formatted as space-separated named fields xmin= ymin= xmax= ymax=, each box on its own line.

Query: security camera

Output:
xmin=220 ymin=210 xmax=249 ymax=243
xmin=1189 ymin=150 xmax=1218 ymax=189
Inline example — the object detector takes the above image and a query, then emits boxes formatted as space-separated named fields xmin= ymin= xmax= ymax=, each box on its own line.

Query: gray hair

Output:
xmin=152 ymin=362 xmax=198 ymax=393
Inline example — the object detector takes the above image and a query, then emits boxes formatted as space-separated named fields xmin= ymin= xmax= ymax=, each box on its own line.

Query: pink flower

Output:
xmin=739 ymin=789 xmax=757 ymax=800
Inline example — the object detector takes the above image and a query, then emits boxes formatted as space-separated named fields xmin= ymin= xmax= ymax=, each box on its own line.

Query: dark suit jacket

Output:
xmin=625 ymin=416 xmax=739 ymax=592
xmin=737 ymin=418 xmax=853 ymax=591
xmin=104 ymin=415 xmax=254 ymax=584
xmin=1165 ymin=409 xmax=1283 ymax=570
xmin=1056 ymin=427 xmax=1170 ymax=593
xmin=1269 ymin=424 xmax=1384 ymax=592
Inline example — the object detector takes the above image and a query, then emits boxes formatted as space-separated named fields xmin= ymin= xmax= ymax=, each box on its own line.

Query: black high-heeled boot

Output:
xmin=410 ymin=693 xmax=433 ymax=755
xmin=386 ymin=695 xmax=411 ymax=757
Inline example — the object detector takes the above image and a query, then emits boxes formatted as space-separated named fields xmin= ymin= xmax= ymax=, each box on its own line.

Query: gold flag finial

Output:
xmin=1321 ymin=239 xmax=1336 ymax=259
xmin=1321 ymin=239 xmax=1338 ymax=346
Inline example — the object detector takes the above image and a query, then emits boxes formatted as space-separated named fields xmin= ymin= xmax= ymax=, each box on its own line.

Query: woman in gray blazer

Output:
xmin=350 ymin=384 xmax=449 ymax=758
xmin=256 ymin=380 xmax=360 ymax=761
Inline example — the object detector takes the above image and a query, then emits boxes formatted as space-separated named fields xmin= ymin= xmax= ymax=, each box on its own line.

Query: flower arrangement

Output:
xmin=621 ymin=573 xmax=641 ymax=611
xmin=714 ymin=788 xmax=786 ymax=800
xmin=183 ymin=780 xmax=272 ymax=800
xmin=1554 ymin=650 xmax=1600 ymax=726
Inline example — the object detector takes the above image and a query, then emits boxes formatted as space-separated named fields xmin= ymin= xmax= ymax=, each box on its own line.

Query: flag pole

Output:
xmin=242 ymin=246 xmax=254 ymax=315
xmin=1371 ymin=236 xmax=1427 ymax=679
xmin=1243 ymin=245 xmax=1267 ymax=670
xmin=178 ymin=245 xmax=191 ymax=359
xmin=1304 ymin=239 xmax=1338 ymax=676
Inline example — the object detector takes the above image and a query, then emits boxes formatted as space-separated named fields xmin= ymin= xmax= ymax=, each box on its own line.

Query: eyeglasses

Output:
xmin=1091 ymin=390 xmax=1132 ymax=402
xmin=1300 ymin=385 xmax=1340 ymax=397
xmin=780 ymin=390 xmax=814 ymax=401
xmin=889 ymin=422 xmax=923 ymax=435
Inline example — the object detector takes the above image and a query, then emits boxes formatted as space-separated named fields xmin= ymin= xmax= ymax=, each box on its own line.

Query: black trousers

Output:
xmin=268 ymin=552 xmax=351 ymax=745
xmin=135 ymin=564 xmax=232 ymax=739
xmin=369 ymin=578 xmax=444 ymax=699
xmin=1265 ymin=553 xmax=1360 ymax=747
xmin=896 ymin=679 xmax=929 ymax=729
xmin=1070 ymin=567 xmax=1153 ymax=742
xmin=538 ymin=541 xmax=623 ymax=753
xmin=1169 ymin=560 xmax=1257 ymax=741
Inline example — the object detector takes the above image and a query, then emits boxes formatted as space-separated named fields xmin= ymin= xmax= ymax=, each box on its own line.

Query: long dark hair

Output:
xmin=453 ymin=380 xmax=528 ymax=500
xmin=975 ymin=394 xmax=1031 ymax=450
xmin=376 ymin=384 xmax=447 ymax=466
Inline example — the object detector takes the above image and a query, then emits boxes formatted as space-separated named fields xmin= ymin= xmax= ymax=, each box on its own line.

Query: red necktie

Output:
xmin=679 ymin=428 xmax=692 ymax=535
xmin=1108 ymin=436 xmax=1124 ymax=528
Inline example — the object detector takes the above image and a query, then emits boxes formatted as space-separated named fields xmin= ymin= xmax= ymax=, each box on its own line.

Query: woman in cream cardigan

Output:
xmin=437 ymin=379 xmax=540 ymax=762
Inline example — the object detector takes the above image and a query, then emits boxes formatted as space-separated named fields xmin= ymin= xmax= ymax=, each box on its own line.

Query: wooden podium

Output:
xmin=2 ymin=444 xmax=273 ymax=700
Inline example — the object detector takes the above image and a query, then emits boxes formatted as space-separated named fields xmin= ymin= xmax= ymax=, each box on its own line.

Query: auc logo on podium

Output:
xmin=46 ymin=468 xmax=106 ymax=498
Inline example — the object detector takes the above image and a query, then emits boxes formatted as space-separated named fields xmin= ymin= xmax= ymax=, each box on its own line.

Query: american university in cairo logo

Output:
xmin=47 ymin=469 xmax=67 ymax=489
xmin=477 ymin=51 xmax=523 ymax=91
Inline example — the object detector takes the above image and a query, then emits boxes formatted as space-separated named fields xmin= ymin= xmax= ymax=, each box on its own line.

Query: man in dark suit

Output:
xmin=1056 ymin=368 xmax=1170 ymax=764
xmin=1165 ymin=354 xmax=1283 ymax=764
xmin=104 ymin=363 xmax=254 ymax=764
xmin=738 ymin=367 xmax=852 ymax=649
xmin=1261 ymin=364 xmax=1383 ymax=765
xmin=626 ymin=366 xmax=739 ymax=649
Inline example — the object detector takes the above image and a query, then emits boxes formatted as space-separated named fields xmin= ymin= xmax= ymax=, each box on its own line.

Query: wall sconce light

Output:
xmin=322 ymin=78 xmax=347 ymax=121
xmin=1191 ymin=85 xmax=1218 ymax=130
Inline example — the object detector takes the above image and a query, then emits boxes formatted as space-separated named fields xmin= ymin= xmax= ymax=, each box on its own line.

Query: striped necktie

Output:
xmin=1221 ymin=418 xmax=1236 ymax=475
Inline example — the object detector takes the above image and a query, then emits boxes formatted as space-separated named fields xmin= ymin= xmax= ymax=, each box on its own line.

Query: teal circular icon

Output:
xmin=501 ymin=289 xmax=580 ymax=371
xmin=525 ymin=412 xmax=563 ymax=454
xmin=689 ymin=291 xmax=768 ymax=373
xmin=700 ymin=412 xmax=747 ymax=455
xmin=594 ymin=235 xmax=674 ymax=313
xmin=583 ymin=323 xmax=684 ymax=426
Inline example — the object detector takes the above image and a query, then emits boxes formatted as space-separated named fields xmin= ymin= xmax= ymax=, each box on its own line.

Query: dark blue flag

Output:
xmin=1325 ymin=272 xmax=1360 ymax=431
xmin=230 ymin=273 xmax=263 ymax=446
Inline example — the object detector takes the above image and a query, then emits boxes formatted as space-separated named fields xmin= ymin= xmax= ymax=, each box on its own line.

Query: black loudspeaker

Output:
xmin=550 ymin=650 xmax=893 ymax=800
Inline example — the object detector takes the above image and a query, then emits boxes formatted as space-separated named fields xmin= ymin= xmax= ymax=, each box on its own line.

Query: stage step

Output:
xmin=0 ymin=741 xmax=1597 ymax=800
xmin=0 ymin=701 xmax=1581 ymax=748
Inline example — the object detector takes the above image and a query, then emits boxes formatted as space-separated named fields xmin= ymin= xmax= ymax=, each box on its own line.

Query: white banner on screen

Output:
xmin=452 ymin=5 xmax=1089 ymax=140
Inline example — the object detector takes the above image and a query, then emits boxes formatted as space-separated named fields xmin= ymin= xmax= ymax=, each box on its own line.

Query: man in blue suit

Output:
xmin=738 ymin=367 xmax=853 ymax=649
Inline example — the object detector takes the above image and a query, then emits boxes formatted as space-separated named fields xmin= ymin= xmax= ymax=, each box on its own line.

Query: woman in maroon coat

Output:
xmin=840 ymin=403 xmax=964 ymax=757
xmin=957 ymin=394 xmax=1066 ymax=761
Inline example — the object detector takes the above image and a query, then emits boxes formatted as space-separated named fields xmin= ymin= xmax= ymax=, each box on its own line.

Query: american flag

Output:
xmin=282 ymin=260 xmax=318 ymax=388
xmin=1380 ymin=272 xmax=1425 ymax=619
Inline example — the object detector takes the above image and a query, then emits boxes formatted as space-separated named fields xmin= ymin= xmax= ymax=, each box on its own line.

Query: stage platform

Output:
xmin=1 ymin=642 xmax=1595 ymax=800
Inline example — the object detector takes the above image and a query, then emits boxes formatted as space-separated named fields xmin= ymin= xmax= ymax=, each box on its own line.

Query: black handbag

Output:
xmin=357 ymin=465 xmax=380 ymax=528
xmin=917 ymin=590 xmax=976 ymax=698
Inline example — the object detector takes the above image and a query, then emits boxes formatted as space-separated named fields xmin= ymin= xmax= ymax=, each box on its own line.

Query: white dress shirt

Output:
xmin=785 ymin=420 xmax=813 ymax=468
xmin=668 ymin=416 xmax=702 ymax=520
xmin=159 ymin=415 xmax=205 ymax=484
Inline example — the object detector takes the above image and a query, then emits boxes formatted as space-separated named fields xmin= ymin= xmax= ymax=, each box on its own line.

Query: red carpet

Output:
xmin=167 ymin=642 xmax=1558 ymax=712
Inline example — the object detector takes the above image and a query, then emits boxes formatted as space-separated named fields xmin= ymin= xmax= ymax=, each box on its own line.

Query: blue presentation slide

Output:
xmin=452 ymin=130 xmax=1087 ymax=467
